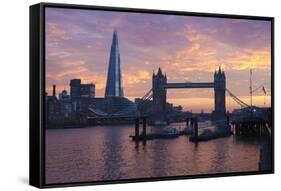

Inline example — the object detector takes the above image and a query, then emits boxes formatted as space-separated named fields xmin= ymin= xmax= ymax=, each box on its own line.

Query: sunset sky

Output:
xmin=46 ymin=8 xmax=272 ymax=112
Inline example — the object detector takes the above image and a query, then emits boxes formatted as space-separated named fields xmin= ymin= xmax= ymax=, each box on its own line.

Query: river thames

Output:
xmin=46 ymin=122 xmax=263 ymax=184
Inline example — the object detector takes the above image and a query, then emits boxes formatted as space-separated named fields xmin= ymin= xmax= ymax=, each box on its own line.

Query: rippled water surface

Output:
xmin=46 ymin=123 xmax=262 ymax=184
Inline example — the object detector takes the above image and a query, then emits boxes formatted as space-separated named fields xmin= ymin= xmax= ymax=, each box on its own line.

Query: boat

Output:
xmin=183 ymin=125 xmax=193 ymax=135
xmin=129 ymin=126 xmax=182 ymax=141
xmin=160 ymin=127 xmax=180 ymax=138
xmin=151 ymin=120 xmax=169 ymax=126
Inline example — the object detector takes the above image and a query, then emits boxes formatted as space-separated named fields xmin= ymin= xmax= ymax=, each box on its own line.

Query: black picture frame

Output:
xmin=30 ymin=2 xmax=274 ymax=188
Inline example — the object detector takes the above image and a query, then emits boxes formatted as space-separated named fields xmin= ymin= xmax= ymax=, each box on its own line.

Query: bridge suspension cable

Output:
xmin=226 ymin=88 xmax=250 ymax=108
xmin=141 ymin=87 xmax=250 ymax=109
xmin=141 ymin=88 xmax=153 ymax=101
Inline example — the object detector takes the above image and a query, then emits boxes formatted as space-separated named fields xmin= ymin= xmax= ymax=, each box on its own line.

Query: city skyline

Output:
xmin=46 ymin=8 xmax=272 ymax=112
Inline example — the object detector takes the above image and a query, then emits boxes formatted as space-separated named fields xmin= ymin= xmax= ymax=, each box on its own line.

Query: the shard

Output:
xmin=105 ymin=30 xmax=124 ymax=97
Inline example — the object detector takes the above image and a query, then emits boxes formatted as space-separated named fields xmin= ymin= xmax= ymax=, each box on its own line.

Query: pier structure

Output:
xmin=186 ymin=117 xmax=198 ymax=137
xmin=131 ymin=116 xmax=200 ymax=142
xmin=186 ymin=117 xmax=200 ymax=142
xmin=232 ymin=118 xmax=271 ymax=137
xmin=133 ymin=117 xmax=148 ymax=142
xmin=231 ymin=116 xmax=272 ymax=171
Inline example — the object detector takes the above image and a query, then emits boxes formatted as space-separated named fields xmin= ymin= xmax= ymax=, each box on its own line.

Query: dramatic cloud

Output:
xmin=46 ymin=8 xmax=272 ymax=112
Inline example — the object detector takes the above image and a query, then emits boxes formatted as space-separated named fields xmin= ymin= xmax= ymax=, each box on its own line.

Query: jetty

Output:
xmin=130 ymin=117 xmax=231 ymax=142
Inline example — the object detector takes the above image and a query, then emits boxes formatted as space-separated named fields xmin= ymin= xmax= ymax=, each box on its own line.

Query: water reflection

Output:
xmin=46 ymin=122 xmax=263 ymax=184
xmin=101 ymin=127 xmax=124 ymax=180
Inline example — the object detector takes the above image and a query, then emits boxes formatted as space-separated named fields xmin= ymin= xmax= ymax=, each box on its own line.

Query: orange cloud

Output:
xmin=80 ymin=75 xmax=106 ymax=91
xmin=47 ymin=66 xmax=88 ymax=80
xmin=226 ymin=48 xmax=271 ymax=70
xmin=160 ymin=24 xmax=271 ymax=76
xmin=45 ymin=14 xmax=271 ymax=113
xmin=123 ymin=70 xmax=150 ymax=85
xmin=164 ymin=26 xmax=221 ymax=73
xmin=184 ymin=25 xmax=209 ymax=42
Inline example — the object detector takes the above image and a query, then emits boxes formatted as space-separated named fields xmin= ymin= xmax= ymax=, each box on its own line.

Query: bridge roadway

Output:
xmin=163 ymin=82 xmax=214 ymax=89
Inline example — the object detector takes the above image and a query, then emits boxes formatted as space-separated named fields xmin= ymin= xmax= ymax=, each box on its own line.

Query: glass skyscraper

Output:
xmin=105 ymin=30 xmax=124 ymax=97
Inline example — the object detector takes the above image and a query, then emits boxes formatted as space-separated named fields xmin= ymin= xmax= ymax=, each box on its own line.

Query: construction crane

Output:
xmin=251 ymin=85 xmax=267 ymax=106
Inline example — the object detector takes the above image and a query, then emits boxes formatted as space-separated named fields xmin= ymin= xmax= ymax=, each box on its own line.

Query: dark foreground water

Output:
xmin=46 ymin=122 xmax=263 ymax=184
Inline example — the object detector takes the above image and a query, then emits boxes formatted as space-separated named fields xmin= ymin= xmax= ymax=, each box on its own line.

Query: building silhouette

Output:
xmin=105 ymin=30 xmax=124 ymax=97
xmin=46 ymin=85 xmax=60 ymax=116
xmin=152 ymin=68 xmax=167 ymax=105
xmin=59 ymin=90 xmax=72 ymax=118
xmin=213 ymin=66 xmax=226 ymax=119
xmin=70 ymin=79 xmax=95 ymax=100
xmin=87 ymin=30 xmax=139 ymax=120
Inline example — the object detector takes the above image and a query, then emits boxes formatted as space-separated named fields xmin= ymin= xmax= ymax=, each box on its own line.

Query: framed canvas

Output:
xmin=29 ymin=2 xmax=274 ymax=188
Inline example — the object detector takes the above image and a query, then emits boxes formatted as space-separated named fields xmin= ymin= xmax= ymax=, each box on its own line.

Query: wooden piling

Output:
xmin=186 ymin=118 xmax=189 ymax=127
xmin=226 ymin=112 xmax=230 ymax=126
xmin=190 ymin=117 xmax=194 ymax=128
xmin=194 ymin=118 xmax=198 ymax=141
xmin=238 ymin=123 xmax=241 ymax=135
xmin=233 ymin=119 xmax=270 ymax=137
xmin=142 ymin=117 xmax=147 ymax=140
xmin=135 ymin=118 xmax=139 ymax=141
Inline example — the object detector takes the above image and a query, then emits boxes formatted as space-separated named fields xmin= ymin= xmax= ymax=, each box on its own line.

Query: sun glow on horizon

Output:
xmin=45 ymin=8 xmax=271 ymax=113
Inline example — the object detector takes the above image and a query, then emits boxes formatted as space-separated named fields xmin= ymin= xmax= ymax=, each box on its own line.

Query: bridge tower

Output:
xmin=152 ymin=68 xmax=167 ymax=111
xmin=213 ymin=66 xmax=226 ymax=120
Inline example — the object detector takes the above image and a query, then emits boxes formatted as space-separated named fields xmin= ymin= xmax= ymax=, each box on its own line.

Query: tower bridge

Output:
xmin=141 ymin=66 xmax=226 ymax=121
xmin=163 ymin=82 xmax=214 ymax=89
xmin=88 ymin=30 xmax=237 ymax=122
